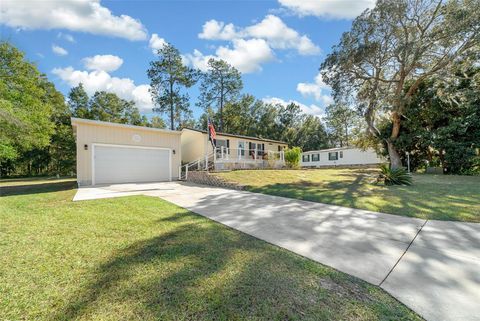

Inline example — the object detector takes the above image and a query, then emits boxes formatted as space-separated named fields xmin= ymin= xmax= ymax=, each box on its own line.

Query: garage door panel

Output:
xmin=94 ymin=145 xmax=170 ymax=184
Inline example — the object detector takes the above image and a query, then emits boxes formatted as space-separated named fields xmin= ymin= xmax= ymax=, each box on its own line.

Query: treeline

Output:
xmin=196 ymin=95 xmax=329 ymax=151
xmin=0 ymin=41 xmax=335 ymax=177
xmin=0 ymin=42 xmax=164 ymax=177
xmin=321 ymin=0 xmax=479 ymax=174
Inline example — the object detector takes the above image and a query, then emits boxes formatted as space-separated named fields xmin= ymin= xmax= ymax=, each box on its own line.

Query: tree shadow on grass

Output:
xmin=0 ymin=181 xmax=77 ymax=197
xmin=51 ymin=211 xmax=417 ymax=321
xmin=245 ymin=173 xmax=479 ymax=222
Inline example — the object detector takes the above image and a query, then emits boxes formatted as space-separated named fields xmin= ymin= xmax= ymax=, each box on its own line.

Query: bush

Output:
xmin=378 ymin=164 xmax=413 ymax=186
xmin=284 ymin=147 xmax=302 ymax=168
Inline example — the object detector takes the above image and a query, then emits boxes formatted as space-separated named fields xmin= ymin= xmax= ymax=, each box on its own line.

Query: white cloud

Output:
xmin=262 ymin=97 xmax=325 ymax=117
xmin=198 ymin=15 xmax=320 ymax=55
xmin=199 ymin=20 xmax=238 ymax=41
xmin=52 ymin=67 xmax=153 ymax=111
xmin=57 ymin=32 xmax=75 ymax=43
xmin=182 ymin=50 xmax=216 ymax=72
xmin=52 ymin=44 xmax=68 ymax=56
xmin=244 ymin=15 xmax=320 ymax=55
xmin=149 ymin=33 xmax=167 ymax=53
xmin=278 ymin=0 xmax=375 ymax=19
xmin=82 ymin=54 xmax=123 ymax=72
xmin=0 ymin=0 xmax=147 ymax=41
xmin=297 ymin=72 xmax=333 ymax=105
xmin=183 ymin=38 xmax=274 ymax=73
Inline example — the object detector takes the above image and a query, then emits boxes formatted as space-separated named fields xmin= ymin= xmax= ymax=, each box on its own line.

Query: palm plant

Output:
xmin=378 ymin=164 xmax=413 ymax=186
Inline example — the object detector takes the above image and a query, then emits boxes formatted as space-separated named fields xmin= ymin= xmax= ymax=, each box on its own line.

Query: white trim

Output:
xmin=237 ymin=140 xmax=246 ymax=159
xmin=91 ymin=143 xmax=172 ymax=186
xmin=71 ymin=117 xmax=182 ymax=135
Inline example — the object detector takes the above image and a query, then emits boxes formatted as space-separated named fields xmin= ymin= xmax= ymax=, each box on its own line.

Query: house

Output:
xmin=181 ymin=128 xmax=287 ymax=171
xmin=301 ymin=147 xmax=383 ymax=167
xmin=72 ymin=118 xmax=287 ymax=186
xmin=72 ymin=118 xmax=182 ymax=186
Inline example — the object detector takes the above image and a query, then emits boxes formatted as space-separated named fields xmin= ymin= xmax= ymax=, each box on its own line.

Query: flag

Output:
xmin=208 ymin=118 xmax=216 ymax=147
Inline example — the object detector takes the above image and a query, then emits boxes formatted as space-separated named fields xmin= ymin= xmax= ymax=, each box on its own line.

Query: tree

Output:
xmin=68 ymin=83 xmax=90 ymax=118
xmin=324 ymin=104 xmax=359 ymax=147
xmin=69 ymin=90 xmax=147 ymax=126
xmin=284 ymin=147 xmax=302 ymax=168
xmin=294 ymin=115 xmax=329 ymax=151
xmin=148 ymin=116 xmax=166 ymax=129
xmin=0 ymin=42 xmax=54 ymax=164
xmin=148 ymin=43 xmax=199 ymax=130
xmin=277 ymin=102 xmax=304 ymax=145
xmin=321 ymin=0 xmax=480 ymax=168
xmin=42 ymin=81 xmax=76 ymax=175
xmin=198 ymin=58 xmax=243 ymax=131
xmin=394 ymin=57 xmax=480 ymax=174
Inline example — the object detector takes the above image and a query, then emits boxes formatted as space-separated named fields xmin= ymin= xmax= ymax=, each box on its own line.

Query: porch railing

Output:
xmin=178 ymin=148 xmax=285 ymax=180
xmin=214 ymin=147 xmax=285 ymax=162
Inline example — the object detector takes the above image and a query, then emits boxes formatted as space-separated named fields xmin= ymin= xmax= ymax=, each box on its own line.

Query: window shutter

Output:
xmin=227 ymin=139 xmax=230 ymax=148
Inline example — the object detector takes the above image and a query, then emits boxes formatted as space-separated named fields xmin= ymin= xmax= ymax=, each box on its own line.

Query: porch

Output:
xmin=179 ymin=147 xmax=285 ymax=180
xmin=213 ymin=147 xmax=285 ymax=170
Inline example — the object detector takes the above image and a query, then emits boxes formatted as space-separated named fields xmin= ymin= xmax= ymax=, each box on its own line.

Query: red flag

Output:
xmin=208 ymin=118 xmax=216 ymax=142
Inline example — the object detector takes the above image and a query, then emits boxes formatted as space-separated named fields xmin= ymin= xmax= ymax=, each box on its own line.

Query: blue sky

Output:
xmin=1 ymin=0 xmax=374 ymax=120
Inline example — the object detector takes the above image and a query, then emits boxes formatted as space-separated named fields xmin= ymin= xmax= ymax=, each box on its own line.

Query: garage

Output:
xmin=71 ymin=117 xmax=182 ymax=186
xmin=93 ymin=145 xmax=171 ymax=185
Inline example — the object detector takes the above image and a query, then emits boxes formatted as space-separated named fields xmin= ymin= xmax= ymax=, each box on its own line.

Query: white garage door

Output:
xmin=93 ymin=145 xmax=170 ymax=185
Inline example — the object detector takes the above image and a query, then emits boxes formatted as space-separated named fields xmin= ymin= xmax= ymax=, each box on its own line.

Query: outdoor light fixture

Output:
xmin=84 ymin=144 xmax=88 ymax=150
xmin=172 ymin=149 xmax=176 ymax=155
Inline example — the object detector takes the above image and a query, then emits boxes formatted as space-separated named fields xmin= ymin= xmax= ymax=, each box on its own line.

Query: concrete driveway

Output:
xmin=74 ymin=182 xmax=480 ymax=321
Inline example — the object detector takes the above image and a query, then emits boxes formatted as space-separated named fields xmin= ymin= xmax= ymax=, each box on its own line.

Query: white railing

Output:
xmin=178 ymin=148 xmax=285 ymax=180
xmin=178 ymin=151 xmax=215 ymax=180
xmin=214 ymin=147 xmax=285 ymax=162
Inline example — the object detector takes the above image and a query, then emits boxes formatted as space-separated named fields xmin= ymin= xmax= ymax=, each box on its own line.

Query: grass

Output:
xmin=215 ymin=168 xmax=480 ymax=223
xmin=0 ymin=180 xmax=421 ymax=320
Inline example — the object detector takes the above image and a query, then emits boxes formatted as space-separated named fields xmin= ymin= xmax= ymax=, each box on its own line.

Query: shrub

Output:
xmin=378 ymin=164 xmax=413 ymax=186
xmin=284 ymin=147 xmax=302 ymax=168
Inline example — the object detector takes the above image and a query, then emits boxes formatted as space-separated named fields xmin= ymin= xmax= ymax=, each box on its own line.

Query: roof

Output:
xmin=303 ymin=147 xmax=357 ymax=153
xmin=71 ymin=117 xmax=182 ymax=135
xmin=183 ymin=128 xmax=288 ymax=145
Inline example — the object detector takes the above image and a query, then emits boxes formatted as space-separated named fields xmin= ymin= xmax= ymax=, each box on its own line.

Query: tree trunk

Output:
xmin=169 ymin=80 xmax=174 ymax=130
xmin=388 ymin=111 xmax=402 ymax=169
xmin=387 ymin=140 xmax=402 ymax=169
xmin=345 ymin=123 xmax=349 ymax=146
xmin=219 ymin=80 xmax=224 ymax=132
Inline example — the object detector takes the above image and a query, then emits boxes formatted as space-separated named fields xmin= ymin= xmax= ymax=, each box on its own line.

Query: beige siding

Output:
xmin=207 ymin=134 xmax=287 ymax=156
xmin=75 ymin=122 xmax=181 ymax=186
xmin=180 ymin=129 xmax=287 ymax=163
xmin=180 ymin=130 xmax=206 ymax=163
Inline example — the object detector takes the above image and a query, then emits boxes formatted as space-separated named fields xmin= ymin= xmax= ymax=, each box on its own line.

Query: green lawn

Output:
xmin=216 ymin=168 xmax=480 ymax=223
xmin=0 ymin=180 xmax=420 ymax=321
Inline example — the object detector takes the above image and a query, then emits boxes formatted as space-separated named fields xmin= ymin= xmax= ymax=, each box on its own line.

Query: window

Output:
xmin=249 ymin=142 xmax=256 ymax=158
xmin=302 ymin=154 xmax=310 ymax=162
xmin=328 ymin=152 xmax=338 ymax=161
xmin=238 ymin=141 xmax=245 ymax=158
xmin=257 ymin=143 xmax=265 ymax=157
xmin=340 ymin=151 xmax=343 ymax=158
xmin=312 ymin=154 xmax=320 ymax=162
xmin=215 ymin=139 xmax=230 ymax=158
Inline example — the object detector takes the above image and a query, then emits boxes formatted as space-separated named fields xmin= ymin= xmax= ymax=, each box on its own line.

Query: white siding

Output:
xmin=93 ymin=145 xmax=171 ymax=185
xmin=301 ymin=148 xmax=383 ymax=167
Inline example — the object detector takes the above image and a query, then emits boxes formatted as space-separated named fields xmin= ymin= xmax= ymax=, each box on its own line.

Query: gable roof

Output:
xmin=183 ymin=128 xmax=287 ymax=145
xmin=71 ymin=117 xmax=182 ymax=135
xmin=303 ymin=147 xmax=360 ymax=153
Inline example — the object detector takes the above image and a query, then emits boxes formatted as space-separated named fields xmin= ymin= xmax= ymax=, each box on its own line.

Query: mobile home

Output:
xmin=301 ymin=147 xmax=383 ymax=167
